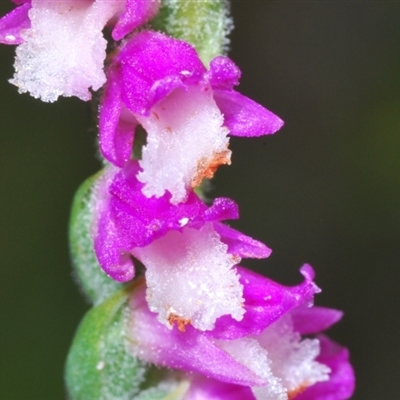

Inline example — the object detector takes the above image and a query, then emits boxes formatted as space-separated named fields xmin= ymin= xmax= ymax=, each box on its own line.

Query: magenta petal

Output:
xmin=207 ymin=56 xmax=241 ymax=89
xmin=203 ymin=198 xmax=239 ymax=222
xmin=104 ymin=161 xmax=240 ymax=248
xmin=0 ymin=3 xmax=31 ymax=45
xmin=296 ymin=335 xmax=355 ymax=400
xmin=291 ymin=306 xmax=344 ymax=335
xmin=108 ymin=190 xmax=229 ymax=248
xmin=108 ymin=162 xmax=207 ymax=246
xmin=211 ymin=265 xmax=320 ymax=339
xmin=111 ymin=0 xmax=160 ymax=41
xmin=130 ymin=285 xmax=265 ymax=387
xmin=185 ymin=375 xmax=255 ymax=400
xmin=214 ymin=223 xmax=272 ymax=259
xmin=214 ymin=89 xmax=284 ymax=137
xmin=146 ymin=75 xmax=187 ymax=109
xmin=117 ymin=31 xmax=206 ymax=115
xmin=147 ymin=329 xmax=264 ymax=387
xmin=94 ymin=209 xmax=136 ymax=282
xmin=99 ymin=68 xmax=137 ymax=167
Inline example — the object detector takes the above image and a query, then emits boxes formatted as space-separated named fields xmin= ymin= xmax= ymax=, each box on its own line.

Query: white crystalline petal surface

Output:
xmin=134 ymin=223 xmax=244 ymax=331
xmin=256 ymin=314 xmax=330 ymax=398
xmin=10 ymin=0 xmax=121 ymax=102
xmin=217 ymin=338 xmax=287 ymax=400
xmin=217 ymin=314 xmax=330 ymax=400
xmin=137 ymin=85 xmax=231 ymax=204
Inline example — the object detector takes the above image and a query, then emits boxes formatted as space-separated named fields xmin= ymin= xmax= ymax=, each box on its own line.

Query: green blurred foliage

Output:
xmin=1 ymin=2 xmax=400 ymax=399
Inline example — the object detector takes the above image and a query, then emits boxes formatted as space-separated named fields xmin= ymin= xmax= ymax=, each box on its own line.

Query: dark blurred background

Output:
xmin=1 ymin=1 xmax=399 ymax=399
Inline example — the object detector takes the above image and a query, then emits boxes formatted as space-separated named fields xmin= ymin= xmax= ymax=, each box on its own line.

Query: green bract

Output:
xmin=69 ymin=171 xmax=123 ymax=305
xmin=65 ymin=285 xmax=144 ymax=399
xmin=65 ymin=283 xmax=189 ymax=400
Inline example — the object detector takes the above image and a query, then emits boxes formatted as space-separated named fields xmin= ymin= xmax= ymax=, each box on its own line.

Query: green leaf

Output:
xmin=69 ymin=171 xmax=123 ymax=305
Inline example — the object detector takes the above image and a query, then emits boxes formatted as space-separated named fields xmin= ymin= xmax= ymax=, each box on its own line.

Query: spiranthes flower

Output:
xmin=99 ymin=30 xmax=284 ymax=203
xmin=128 ymin=266 xmax=355 ymax=400
xmin=0 ymin=0 xmax=160 ymax=101
xmin=92 ymin=161 xmax=271 ymax=331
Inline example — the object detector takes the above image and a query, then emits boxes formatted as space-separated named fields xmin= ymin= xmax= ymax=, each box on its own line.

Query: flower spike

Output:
xmin=0 ymin=0 xmax=355 ymax=397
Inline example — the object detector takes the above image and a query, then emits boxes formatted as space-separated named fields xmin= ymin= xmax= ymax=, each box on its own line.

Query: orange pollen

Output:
xmin=191 ymin=148 xmax=231 ymax=188
xmin=288 ymin=383 xmax=309 ymax=400
xmin=231 ymin=255 xmax=241 ymax=264
xmin=168 ymin=314 xmax=191 ymax=332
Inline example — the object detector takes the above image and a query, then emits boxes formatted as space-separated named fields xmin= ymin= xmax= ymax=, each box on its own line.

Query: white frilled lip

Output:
xmin=134 ymin=223 xmax=245 ymax=331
